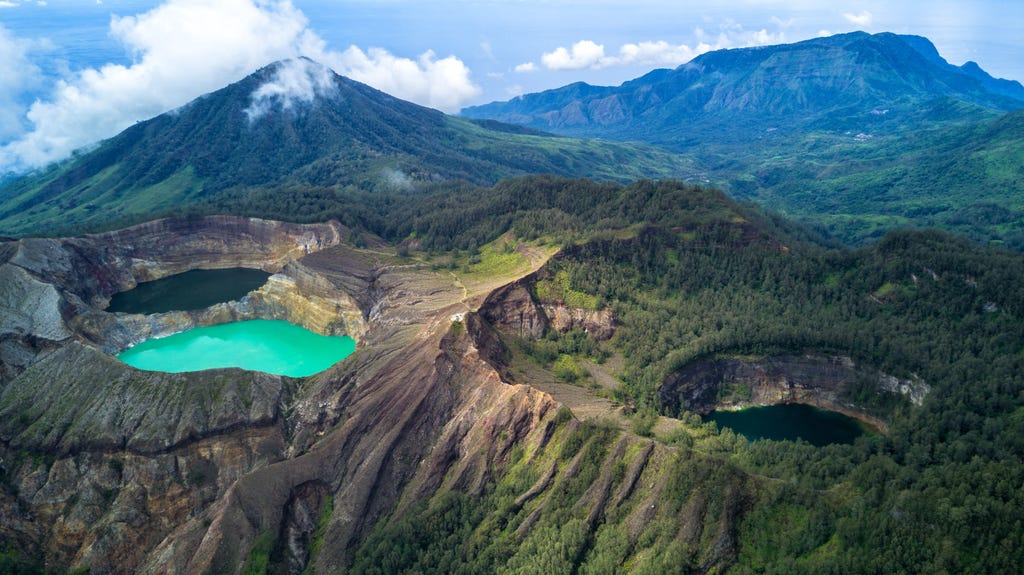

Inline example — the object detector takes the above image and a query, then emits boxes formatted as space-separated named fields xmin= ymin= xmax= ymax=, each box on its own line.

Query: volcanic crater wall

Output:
xmin=660 ymin=354 xmax=930 ymax=430
xmin=0 ymin=216 xmax=370 ymax=379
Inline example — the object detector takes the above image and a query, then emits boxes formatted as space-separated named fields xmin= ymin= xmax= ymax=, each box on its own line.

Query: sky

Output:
xmin=0 ymin=0 xmax=1020 ymax=173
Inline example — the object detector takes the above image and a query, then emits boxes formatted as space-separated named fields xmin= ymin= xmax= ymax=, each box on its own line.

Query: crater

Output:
xmin=0 ymin=216 xmax=373 ymax=383
xmin=117 ymin=319 xmax=356 ymax=377
xmin=661 ymin=354 xmax=930 ymax=435
xmin=703 ymin=403 xmax=868 ymax=445
xmin=107 ymin=267 xmax=272 ymax=314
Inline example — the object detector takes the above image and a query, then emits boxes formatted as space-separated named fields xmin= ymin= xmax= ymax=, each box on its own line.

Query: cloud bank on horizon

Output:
xmin=520 ymin=24 xmax=788 ymax=72
xmin=0 ymin=0 xmax=481 ymax=173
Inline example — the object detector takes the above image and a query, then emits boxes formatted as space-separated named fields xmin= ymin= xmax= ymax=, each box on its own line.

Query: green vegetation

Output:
xmin=242 ymin=532 xmax=275 ymax=575
xmin=725 ymin=110 xmax=1024 ymax=249
xmin=464 ymin=32 xmax=1024 ymax=249
xmin=303 ymin=496 xmax=334 ymax=574
xmin=0 ymin=547 xmax=51 ymax=575
xmin=347 ymin=420 xmax=756 ymax=575
xmin=534 ymin=270 xmax=600 ymax=310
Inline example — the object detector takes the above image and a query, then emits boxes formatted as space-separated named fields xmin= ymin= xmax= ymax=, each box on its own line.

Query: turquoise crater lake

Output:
xmin=117 ymin=320 xmax=356 ymax=377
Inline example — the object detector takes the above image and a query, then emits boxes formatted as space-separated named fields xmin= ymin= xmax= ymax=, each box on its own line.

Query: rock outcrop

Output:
xmin=540 ymin=303 xmax=616 ymax=340
xmin=479 ymin=276 xmax=617 ymax=341
xmin=480 ymin=279 xmax=547 ymax=340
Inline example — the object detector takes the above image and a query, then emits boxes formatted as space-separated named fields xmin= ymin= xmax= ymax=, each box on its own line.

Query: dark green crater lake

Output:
xmin=705 ymin=403 xmax=866 ymax=445
xmin=107 ymin=268 xmax=271 ymax=314
xmin=117 ymin=319 xmax=356 ymax=377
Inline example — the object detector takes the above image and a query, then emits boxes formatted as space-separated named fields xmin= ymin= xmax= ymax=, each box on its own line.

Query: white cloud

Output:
xmin=323 ymin=46 xmax=480 ymax=113
xmin=480 ymin=40 xmax=495 ymax=62
xmin=843 ymin=11 xmax=873 ymax=26
xmin=536 ymin=22 xmax=788 ymax=73
xmin=617 ymin=40 xmax=711 ymax=67
xmin=244 ymin=58 xmax=336 ymax=122
xmin=514 ymin=61 xmax=537 ymax=73
xmin=0 ymin=25 xmax=42 ymax=142
xmin=541 ymin=40 xmax=608 ymax=70
xmin=0 ymin=0 xmax=481 ymax=172
xmin=771 ymin=16 xmax=794 ymax=28
xmin=0 ymin=1 xmax=19 ymax=8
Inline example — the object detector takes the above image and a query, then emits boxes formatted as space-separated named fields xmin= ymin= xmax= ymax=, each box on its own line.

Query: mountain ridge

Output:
xmin=462 ymin=31 xmax=1024 ymax=144
xmin=0 ymin=58 xmax=696 ymax=237
xmin=462 ymin=31 xmax=1024 ymax=247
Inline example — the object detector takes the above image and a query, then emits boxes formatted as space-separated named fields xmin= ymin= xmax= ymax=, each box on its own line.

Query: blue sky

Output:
xmin=0 ymin=0 xmax=1021 ymax=172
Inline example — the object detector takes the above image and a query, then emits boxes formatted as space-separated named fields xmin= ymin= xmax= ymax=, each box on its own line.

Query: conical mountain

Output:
xmin=0 ymin=58 xmax=692 ymax=236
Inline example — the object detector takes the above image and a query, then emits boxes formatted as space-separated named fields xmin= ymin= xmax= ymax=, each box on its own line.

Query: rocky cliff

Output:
xmin=0 ymin=216 xmax=351 ymax=384
xmin=479 ymin=275 xmax=617 ymax=342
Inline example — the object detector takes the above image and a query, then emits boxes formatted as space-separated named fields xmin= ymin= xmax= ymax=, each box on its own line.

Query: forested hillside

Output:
xmin=208 ymin=175 xmax=1024 ymax=572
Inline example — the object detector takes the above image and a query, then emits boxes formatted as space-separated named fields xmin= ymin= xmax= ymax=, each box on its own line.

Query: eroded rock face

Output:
xmin=541 ymin=303 xmax=616 ymax=341
xmin=0 ymin=217 xmax=568 ymax=574
xmin=479 ymin=277 xmax=617 ymax=342
xmin=660 ymin=354 xmax=930 ymax=430
xmin=480 ymin=279 xmax=547 ymax=340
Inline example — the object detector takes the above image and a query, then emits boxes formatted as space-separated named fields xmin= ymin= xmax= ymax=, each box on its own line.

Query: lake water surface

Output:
xmin=705 ymin=403 xmax=866 ymax=445
xmin=117 ymin=320 xmax=356 ymax=377
xmin=107 ymin=268 xmax=271 ymax=314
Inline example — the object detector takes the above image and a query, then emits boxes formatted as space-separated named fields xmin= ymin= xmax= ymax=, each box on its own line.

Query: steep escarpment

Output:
xmin=660 ymin=354 xmax=929 ymax=429
xmin=6 ymin=216 xmax=343 ymax=306
xmin=479 ymin=274 xmax=617 ymax=343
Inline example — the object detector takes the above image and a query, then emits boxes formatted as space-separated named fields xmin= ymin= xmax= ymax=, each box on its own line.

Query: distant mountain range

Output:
xmin=0 ymin=59 xmax=694 ymax=237
xmin=463 ymin=32 xmax=1024 ymax=146
xmin=464 ymin=32 xmax=1024 ymax=247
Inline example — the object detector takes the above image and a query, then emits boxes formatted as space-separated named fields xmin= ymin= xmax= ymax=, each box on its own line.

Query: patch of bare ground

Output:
xmin=509 ymin=353 xmax=631 ymax=430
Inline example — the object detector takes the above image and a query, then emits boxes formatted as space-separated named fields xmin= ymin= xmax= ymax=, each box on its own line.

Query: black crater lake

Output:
xmin=107 ymin=268 xmax=271 ymax=314
xmin=117 ymin=320 xmax=356 ymax=377
xmin=705 ymin=403 xmax=866 ymax=445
